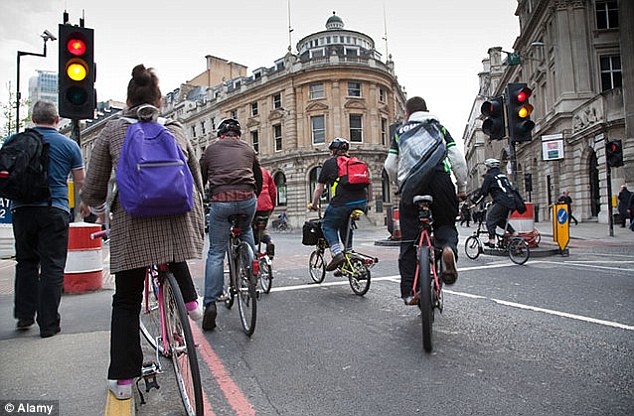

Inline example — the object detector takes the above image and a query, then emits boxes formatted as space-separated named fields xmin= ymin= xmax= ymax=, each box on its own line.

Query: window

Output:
xmin=345 ymin=48 xmax=359 ymax=56
xmin=273 ymin=93 xmax=282 ymax=109
xmin=251 ymin=101 xmax=258 ymax=116
xmin=251 ymin=130 xmax=259 ymax=153
xmin=349 ymin=114 xmax=363 ymax=142
xmin=348 ymin=81 xmax=361 ymax=97
xmin=274 ymin=172 xmax=287 ymax=206
xmin=381 ymin=118 xmax=387 ymax=145
xmin=273 ymin=124 xmax=282 ymax=151
xmin=254 ymin=71 xmax=262 ymax=79
xmin=596 ymin=1 xmax=618 ymax=29
xmin=310 ymin=83 xmax=324 ymax=99
xmin=311 ymin=115 xmax=325 ymax=144
xmin=311 ymin=49 xmax=325 ymax=58
xmin=230 ymin=109 xmax=237 ymax=119
xmin=600 ymin=55 xmax=622 ymax=91
xmin=381 ymin=169 xmax=391 ymax=204
xmin=201 ymin=121 xmax=206 ymax=135
xmin=191 ymin=125 xmax=196 ymax=137
xmin=276 ymin=61 xmax=284 ymax=71
xmin=379 ymin=88 xmax=386 ymax=103
xmin=210 ymin=117 xmax=216 ymax=131
xmin=309 ymin=167 xmax=329 ymax=203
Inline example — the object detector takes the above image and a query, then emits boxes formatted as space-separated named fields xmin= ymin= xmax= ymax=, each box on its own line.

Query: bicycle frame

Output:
xmin=412 ymin=225 xmax=441 ymax=303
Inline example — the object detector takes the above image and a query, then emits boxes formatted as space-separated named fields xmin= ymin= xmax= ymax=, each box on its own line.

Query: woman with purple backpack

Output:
xmin=79 ymin=64 xmax=205 ymax=400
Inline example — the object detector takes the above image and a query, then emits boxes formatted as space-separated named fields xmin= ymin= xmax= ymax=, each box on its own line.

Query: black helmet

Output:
xmin=217 ymin=118 xmax=241 ymax=137
xmin=328 ymin=137 xmax=349 ymax=152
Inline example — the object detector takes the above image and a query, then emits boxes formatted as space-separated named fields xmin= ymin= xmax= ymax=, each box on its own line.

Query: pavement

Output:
xmin=0 ymin=220 xmax=632 ymax=416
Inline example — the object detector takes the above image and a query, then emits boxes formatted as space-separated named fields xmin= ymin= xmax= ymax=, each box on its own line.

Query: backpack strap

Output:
xmin=119 ymin=115 xmax=167 ymax=125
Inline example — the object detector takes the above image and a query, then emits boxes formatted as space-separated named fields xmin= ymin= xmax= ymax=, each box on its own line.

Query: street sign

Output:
xmin=0 ymin=198 xmax=12 ymax=224
xmin=553 ymin=203 xmax=570 ymax=251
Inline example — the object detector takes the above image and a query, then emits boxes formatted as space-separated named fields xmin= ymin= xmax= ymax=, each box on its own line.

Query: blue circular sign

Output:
xmin=557 ymin=208 xmax=568 ymax=224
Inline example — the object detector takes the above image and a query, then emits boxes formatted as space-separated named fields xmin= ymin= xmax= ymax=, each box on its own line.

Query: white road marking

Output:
xmin=272 ymin=261 xmax=634 ymax=331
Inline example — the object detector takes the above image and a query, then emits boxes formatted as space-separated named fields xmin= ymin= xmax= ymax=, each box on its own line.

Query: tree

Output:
xmin=1 ymin=82 xmax=31 ymax=140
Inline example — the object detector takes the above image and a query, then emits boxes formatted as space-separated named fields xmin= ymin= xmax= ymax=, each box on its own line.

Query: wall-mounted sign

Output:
xmin=542 ymin=133 xmax=564 ymax=161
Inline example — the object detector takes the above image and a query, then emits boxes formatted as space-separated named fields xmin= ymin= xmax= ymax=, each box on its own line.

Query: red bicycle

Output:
xmin=411 ymin=195 xmax=444 ymax=353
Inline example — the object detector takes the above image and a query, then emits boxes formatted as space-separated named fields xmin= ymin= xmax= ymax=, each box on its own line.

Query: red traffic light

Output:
xmin=516 ymin=87 xmax=531 ymax=103
xmin=608 ymin=142 xmax=618 ymax=152
xmin=67 ymin=38 xmax=87 ymax=56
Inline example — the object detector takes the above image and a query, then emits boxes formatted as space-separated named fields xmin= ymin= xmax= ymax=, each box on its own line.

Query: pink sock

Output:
xmin=117 ymin=379 xmax=133 ymax=385
xmin=185 ymin=300 xmax=198 ymax=312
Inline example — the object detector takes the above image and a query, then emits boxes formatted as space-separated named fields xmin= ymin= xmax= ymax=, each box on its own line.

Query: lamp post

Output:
xmin=15 ymin=30 xmax=57 ymax=134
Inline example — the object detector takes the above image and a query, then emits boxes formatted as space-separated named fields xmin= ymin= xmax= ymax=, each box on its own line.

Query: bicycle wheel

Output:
xmin=308 ymin=250 xmax=326 ymax=283
xmin=259 ymin=257 xmax=273 ymax=294
xmin=348 ymin=257 xmax=371 ymax=296
xmin=224 ymin=246 xmax=235 ymax=309
xmin=418 ymin=247 xmax=434 ymax=353
xmin=163 ymin=272 xmax=204 ymax=416
xmin=508 ymin=237 xmax=530 ymax=265
xmin=236 ymin=243 xmax=257 ymax=336
xmin=464 ymin=235 xmax=482 ymax=260
xmin=139 ymin=269 xmax=164 ymax=354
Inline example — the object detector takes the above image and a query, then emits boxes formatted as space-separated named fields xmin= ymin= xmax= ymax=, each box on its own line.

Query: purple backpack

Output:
xmin=116 ymin=118 xmax=194 ymax=217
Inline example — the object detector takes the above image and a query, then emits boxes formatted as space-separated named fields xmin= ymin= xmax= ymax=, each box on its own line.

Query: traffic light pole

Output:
xmin=71 ymin=119 xmax=82 ymax=222
xmin=606 ymin=161 xmax=614 ymax=237
xmin=509 ymin=139 xmax=518 ymax=185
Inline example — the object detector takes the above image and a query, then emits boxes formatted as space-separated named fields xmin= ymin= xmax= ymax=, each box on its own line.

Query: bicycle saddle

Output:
xmin=413 ymin=195 xmax=433 ymax=205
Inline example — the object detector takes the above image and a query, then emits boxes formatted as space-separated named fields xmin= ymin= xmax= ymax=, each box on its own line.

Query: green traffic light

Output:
xmin=66 ymin=86 xmax=88 ymax=105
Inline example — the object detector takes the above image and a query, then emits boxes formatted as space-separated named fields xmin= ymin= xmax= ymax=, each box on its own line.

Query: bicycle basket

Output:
xmin=302 ymin=219 xmax=324 ymax=246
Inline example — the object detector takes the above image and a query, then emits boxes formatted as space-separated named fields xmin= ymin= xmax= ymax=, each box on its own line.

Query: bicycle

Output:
xmin=410 ymin=195 xmax=444 ymax=353
xmin=307 ymin=208 xmax=378 ymax=296
xmin=464 ymin=214 xmax=530 ymax=265
xmin=91 ymin=229 xmax=204 ymax=416
xmin=253 ymin=214 xmax=273 ymax=294
xmin=222 ymin=214 xmax=258 ymax=336
xmin=272 ymin=213 xmax=291 ymax=232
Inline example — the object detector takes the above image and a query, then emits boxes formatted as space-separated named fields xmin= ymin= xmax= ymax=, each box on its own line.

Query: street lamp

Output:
xmin=15 ymin=30 xmax=57 ymax=134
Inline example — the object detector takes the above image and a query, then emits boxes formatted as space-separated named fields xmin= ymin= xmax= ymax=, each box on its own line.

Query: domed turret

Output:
xmin=326 ymin=11 xmax=344 ymax=30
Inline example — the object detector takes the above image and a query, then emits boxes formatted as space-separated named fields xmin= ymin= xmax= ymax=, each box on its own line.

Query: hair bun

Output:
xmin=131 ymin=64 xmax=151 ymax=87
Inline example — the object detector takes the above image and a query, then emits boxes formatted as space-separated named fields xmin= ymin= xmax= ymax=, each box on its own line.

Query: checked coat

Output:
xmin=80 ymin=107 xmax=205 ymax=274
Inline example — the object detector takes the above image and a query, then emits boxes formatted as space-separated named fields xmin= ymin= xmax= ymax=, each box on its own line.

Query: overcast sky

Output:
xmin=0 ymin=0 xmax=519 ymax=144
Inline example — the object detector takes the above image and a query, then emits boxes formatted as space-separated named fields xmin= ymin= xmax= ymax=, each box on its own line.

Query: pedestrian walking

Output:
xmin=79 ymin=64 xmax=205 ymax=400
xmin=558 ymin=191 xmax=578 ymax=225
xmin=617 ymin=185 xmax=632 ymax=228
xmin=9 ymin=100 xmax=85 ymax=338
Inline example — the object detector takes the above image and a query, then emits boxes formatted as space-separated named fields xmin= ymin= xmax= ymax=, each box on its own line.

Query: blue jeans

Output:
xmin=204 ymin=196 xmax=257 ymax=306
xmin=321 ymin=201 xmax=367 ymax=255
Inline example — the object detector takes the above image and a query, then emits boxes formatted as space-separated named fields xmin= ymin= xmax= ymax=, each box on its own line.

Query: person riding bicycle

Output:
xmin=472 ymin=158 xmax=519 ymax=248
xmin=200 ymin=118 xmax=262 ymax=331
xmin=308 ymin=138 xmax=369 ymax=272
xmin=253 ymin=166 xmax=277 ymax=258
xmin=384 ymin=96 xmax=467 ymax=305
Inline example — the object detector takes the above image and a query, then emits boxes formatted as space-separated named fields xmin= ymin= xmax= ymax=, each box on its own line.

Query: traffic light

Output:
xmin=524 ymin=173 xmax=532 ymax=193
xmin=58 ymin=24 xmax=96 ymax=119
xmin=605 ymin=140 xmax=624 ymax=167
xmin=480 ymin=96 xmax=506 ymax=140
xmin=505 ymin=83 xmax=535 ymax=142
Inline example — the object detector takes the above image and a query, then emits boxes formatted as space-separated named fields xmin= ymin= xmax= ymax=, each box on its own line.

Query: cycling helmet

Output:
xmin=484 ymin=158 xmax=500 ymax=168
xmin=328 ymin=137 xmax=349 ymax=152
xmin=217 ymin=118 xmax=241 ymax=137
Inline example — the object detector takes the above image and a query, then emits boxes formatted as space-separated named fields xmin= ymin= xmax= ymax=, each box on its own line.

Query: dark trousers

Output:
xmin=12 ymin=207 xmax=70 ymax=334
xmin=108 ymin=262 xmax=197 ymax=379
xmin=399 ymin=172 xmax=458 ymax=298
xmin=486 ymin=203 xmax=515 ymax=239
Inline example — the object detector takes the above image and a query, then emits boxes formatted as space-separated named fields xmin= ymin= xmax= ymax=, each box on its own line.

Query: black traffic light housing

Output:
xmin=606 ymin=140 xmax=624 ymax=167
xmin=505 ymin=83 xmax=535 ymax=142
xmin=58 ymin=24 xmax=96 ymax=119
xmin=481 ymin=96 xmax=506 ymax=140
xmin=524 ymin=172 xmax=532 ymax=192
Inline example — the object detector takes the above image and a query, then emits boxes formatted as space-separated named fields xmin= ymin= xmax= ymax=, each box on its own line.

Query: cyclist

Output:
xmin=253 ymin=166 xmax=277 ymax=257
xmin=200 ymin=118 xmax=262 ymax=331
xmin=309 ymin=138 xmax=369 ymax=271
xmin=384 ymin=96 xmax=467 ymax=305
xmin=472 ymin=158 xmax=518 ymax=248
xmin=79 ymin=64 xmax=205 ymax=400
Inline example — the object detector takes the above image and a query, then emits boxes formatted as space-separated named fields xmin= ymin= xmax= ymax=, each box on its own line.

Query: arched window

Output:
xmin=274 ymin=172 xmax=287 ymax=206
xmin=381 ymin=169 xmax=391 ymax=203
xmin=309 ymin=166 xmax=330 ymax=204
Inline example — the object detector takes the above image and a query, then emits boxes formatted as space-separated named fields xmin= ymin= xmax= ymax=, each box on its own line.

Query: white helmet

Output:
xmin=484 ymin=158 xmax=500 ymax=168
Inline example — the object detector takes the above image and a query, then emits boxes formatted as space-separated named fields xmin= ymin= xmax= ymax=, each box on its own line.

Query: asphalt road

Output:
xmin=134 ymin=227 xmax=633 ymax=416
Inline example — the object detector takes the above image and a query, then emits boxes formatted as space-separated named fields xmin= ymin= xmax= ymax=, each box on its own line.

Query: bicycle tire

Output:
xmin=259 ymin=258 xmax=273 ymax=294
xmin=308 ymin=250 xmax=326 ymax=283
xmin=419 ymin=247 xmax=434 ymax=353
xmin=237 ymin=242 xmax=257 ymax=336
xmin=139 ymin=269 xmax=164 ymax=354
xmin=348 ymin=257 xmax=371 ymax=296
xmin=163 ymin=272 xmax=204 ymax=416
xmin=464 ymin=235 xmax=481 ymax=260
xmin=508 ymin=237 xmax=530 ymax=265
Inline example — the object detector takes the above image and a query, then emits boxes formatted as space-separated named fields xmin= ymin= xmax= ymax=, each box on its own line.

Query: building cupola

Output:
xmin=326 ymin=11 xmax=344 ymax=30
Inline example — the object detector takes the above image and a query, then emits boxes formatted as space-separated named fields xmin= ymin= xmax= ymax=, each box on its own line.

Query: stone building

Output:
xmin=161 ymin=13 xmax=407 ymax=227
xmin=463 ymin=0 xmax=633 ymax=225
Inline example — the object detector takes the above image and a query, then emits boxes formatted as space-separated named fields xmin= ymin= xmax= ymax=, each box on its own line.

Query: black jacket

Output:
xmin=475 ymin=167 xmax=516 ymax=209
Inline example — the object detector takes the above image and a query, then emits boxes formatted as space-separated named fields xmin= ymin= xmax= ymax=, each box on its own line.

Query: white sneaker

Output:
xmin=188 ymin=299 xmax=204 ymax=321
xmin=108 ymin=380 xmax=132 ymax=400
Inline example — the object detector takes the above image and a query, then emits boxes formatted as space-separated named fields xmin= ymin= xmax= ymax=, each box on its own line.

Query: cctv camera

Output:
xmin=42 ymin=30 xmax=57 ymax=41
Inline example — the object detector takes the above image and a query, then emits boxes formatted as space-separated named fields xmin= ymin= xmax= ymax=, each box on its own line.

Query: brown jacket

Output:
xmin=80 ymin=108 xmax=204 ymax=273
